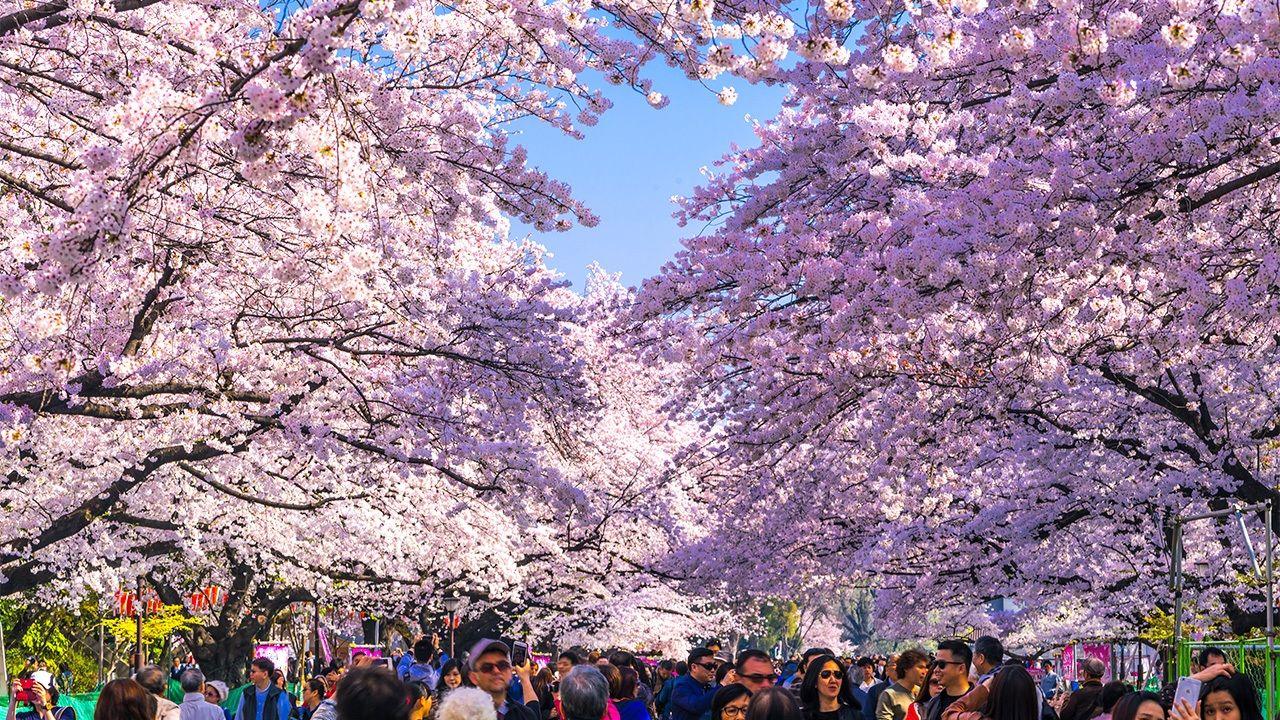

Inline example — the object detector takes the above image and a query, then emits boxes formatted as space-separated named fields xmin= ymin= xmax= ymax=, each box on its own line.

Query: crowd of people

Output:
xmin=2 ymin=636 xmax=1268 ymax=720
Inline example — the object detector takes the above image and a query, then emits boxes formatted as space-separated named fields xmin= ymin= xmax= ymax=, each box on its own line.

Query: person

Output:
xmin=1058 ymin=660 xmax=1106 ymax=720
xmin=745 ymin=688 xmax=804 ymax=720
xmin=173 ymin=659 xmax=187 ymax=681
xmin=437 ymin=687 xmax=498 ymax=720
xmin=1108 ymin=694 xmax=1165 ymax=720
xmin=787 ymin=652 xmax=833 ymax=691
xmin=401 ymin=638 xmax=442 ymax=690
xmin=907 ymin=666 xmax=941 ymax=720
xmin=439 ymin=660 xmax=465 ymax=692
xmin=656 ymin=662 xmax=676 ymax=697
xmin=923 ymin=641 xmax=973 ymax=720
xmin=599 ymin=664 xmax=626 ymax=720
xmin=299 ymin=679 xmax=329 ymax=720
xmin=942 ymin=666 xmax=1039 ymax=720
xmin=204 ymin=682 xmax=234 ymax=720
xmin=1198 ymin=650 xmax=1229 ymax=672
xmin=271 ymin=669 xmax=299 ymax=714
xmin=408 ymin=681 xmax=434 ymax=720
xmin=1039 ymin=665 xmax=1059 ymax=703
xmin=533 ymin=668 xmax=557 ymax=720
xmin=671 ymin=649 xmax=720 ymax=720
xmin=6 ymin=678 xmax=77 ymax=720
xmin=798 ymin=655 xmax=859 ymax=720
xmin=178 ymin=669 xmax=227 ymax=720
xmin=717 ymin=664 xmax=739 ymax=689
xmin=972 ymin=640 xmax=1003 ymax=684
xmin=712 ymin=685 xmax=753 ymax=720
xmin=465 ymin=639 xmax=539 ymax=720
xmin=334 ymin=665 xmax=410 ymax=720
xmin=852 ymin=660 xmax=876 ymax=710
xmin=1092 ymin=683 xmax=1131 ymax=720
xmin=137 ymin=665 xmax=182 ymax=720
xmin=560 ymin=654 xmax=585 ymax=680
xmin=876 ymin=651 xmax=929 ymax=720
xmin=656 ymin=662 xmax=680 ymax=720
xmin=1200 ymin=669 xmax=1263 ymax=720
xmin=324 ymin=664 xmax=344 ymax=698
xmin=233 ymin=658 xmax=294 ymax=720
xmin=736 ymin=652 xmax=778 ymax=695
xmin=96 ymin=679 xmax=156 ymax=720
xmin=559 ymin=667 xmax=610 ymax=720
xmin=609 ymin=652 xmax=656 ymax=709
xmin=615 ymin=668 xmax=653 ymax=720
xmin=863 ymin=660 xmax=897 ymax=720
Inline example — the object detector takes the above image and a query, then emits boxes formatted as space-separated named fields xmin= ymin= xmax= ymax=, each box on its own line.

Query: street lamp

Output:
xmin=442 ymin=596 xmax=462 ymax=659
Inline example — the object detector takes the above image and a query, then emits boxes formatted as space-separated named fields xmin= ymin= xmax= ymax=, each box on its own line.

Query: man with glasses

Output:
xmin=734 ymin=650 xmax=778 ymax=695
xmin=670 ymin=648 xmax=719 ymax=720
xmin=466 ymin=639 xmax=539 ymax=720
xmin=921 ymin=641 xmax=971 ymax=720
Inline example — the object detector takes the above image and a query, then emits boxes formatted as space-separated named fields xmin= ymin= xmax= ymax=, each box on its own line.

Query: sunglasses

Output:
xmin=740 ymin=673 xmax=778 ymax=683
xmin=694 ymin=662 xmax=719 ymax=671
xmin=931 ymin=660 xmax=965 ymax=669
xmin=476 ymin=661 xmax=513 ymax=674
xmin=819 ymin=670 xmax=844 ymax=680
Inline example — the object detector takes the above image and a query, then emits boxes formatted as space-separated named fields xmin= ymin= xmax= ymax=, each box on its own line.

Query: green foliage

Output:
xmin=102 ymin=604 xmax=202 ymax=664
xmin=1 ymin=599 xmax=104 ymax=693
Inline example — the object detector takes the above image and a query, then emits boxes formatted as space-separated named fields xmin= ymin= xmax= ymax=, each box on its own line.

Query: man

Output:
xmin=1198 ymin=648 xmax=1228 ymax=670
xmin=560 ymin=666 xmax=610 ymax=720
xmin=178 ymin=669 xmax=227 ymax=720
xmin=137 ymin=665 xmax=182 ymax=720
xmin=1058 ymin=658 xmax=1106 ymax=720
xmin=557 ymin=651 xmax=582 ymax=679
xmin=735 ymin=650 xmax=777 ymax=694
xmin=973 ymin=637 xmax=1004 ymax=683
xmin=856 ymin=658 xmax=876 ymax=693
xmin=334 ymin=666 xmax=410 ymax=720
xmin=862 ymin=655 xmax=898 ymax=720
xmin=233 ymin=658 xmax=293 ymax=720
xmin=1039 ymin=661 xmax=1060 ymax=701
xmin=466 ymin=639 xmax=538 ymax=720
xmin=922 ymin=641 xmax=972 ymax=720
xmin=669 ymin=648 xmax=718 ymax=720
xmin=397 ymin=637 xmax=441 ymax=690
xmin=875 ymin=650 xmax=929 ymax=720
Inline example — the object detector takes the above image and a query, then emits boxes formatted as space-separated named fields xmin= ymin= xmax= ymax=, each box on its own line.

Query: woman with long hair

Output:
xmin=942 ymin=665 xmax=1039 ymax=720
xmin=906 ymin=664 xmax=942 ymax=720
xmin=534 ymin=667 xmax=557 ymax=720
xmin=615 ymin=668 xmax=653 ymax=720
xmin=1200 ymin=672 xmax=1264 ymax=720
xmin=428 ymin=660 xmax=467 ymax=720
xmin=798 ymin=655 xmax=860 ymax=720
xmin=93 ymin=679 xmax=155 ymax=720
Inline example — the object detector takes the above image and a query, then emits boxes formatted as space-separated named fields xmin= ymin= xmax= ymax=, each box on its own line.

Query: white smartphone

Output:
xmin=1174 ymin=676 xmax=1202 ymax=707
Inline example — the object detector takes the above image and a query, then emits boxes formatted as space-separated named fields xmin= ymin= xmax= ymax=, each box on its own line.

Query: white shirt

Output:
xmin=179 ymin=693 xmax=227 ymax=720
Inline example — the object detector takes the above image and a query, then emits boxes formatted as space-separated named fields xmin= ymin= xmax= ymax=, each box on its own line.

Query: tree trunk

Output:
xmin=186 ymin=629 xmax=256 ymax=685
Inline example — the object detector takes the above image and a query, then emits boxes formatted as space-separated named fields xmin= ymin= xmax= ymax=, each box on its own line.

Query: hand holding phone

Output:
xmin=1174 ymin=676 xmax=1202 ymax=709
xmin=512 ymin=641 xmax=529 ymax=668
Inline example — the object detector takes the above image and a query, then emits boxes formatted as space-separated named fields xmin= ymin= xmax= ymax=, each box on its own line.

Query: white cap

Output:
xmin=30 ymin=670 xmax=53 ymax=689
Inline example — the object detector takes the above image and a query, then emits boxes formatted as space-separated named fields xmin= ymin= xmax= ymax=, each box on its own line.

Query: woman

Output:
xmin=272 ymin=669 xmax=299 ymax=712
xmin=93 ymin=679 xmax=154 ymax=720
xmin=429 ymin=661 xmax=467 ymax=720
xmin=408 ymin=681 xmax=434 ymax=720
xmin=798 ymin=655 xmax=860 ymax=720
xmin=299 ymin=678 xmax=328 ymax=720
xmin=746 ymin=687 xmax=805 ymax=720
xmin=599 ymin=664 xmax=624 ymax=720
xmin=1110 ymin=693 xmax=1166 ymax=720
xmin=1201 ymin=671 xmax=1264 ymax=720
xmin=7 ymin=679 xmax=77 ymax=720
xmin=713 ymin=684 xmax=753 ymax=720
xmin=942 ymin=665 xmax=1039 ymax=720
xmin=1093 ymin=682 xmax=1133 ymax=720
xmin=906 ymin=664 xmax=942 ymax=720
xmin=534 ymin=668 xmax=557 ymax=720
xmin=616 ymin=668 xmax=653 ymax=720
xmin=204 ymin=681 xmax=234 ymax=720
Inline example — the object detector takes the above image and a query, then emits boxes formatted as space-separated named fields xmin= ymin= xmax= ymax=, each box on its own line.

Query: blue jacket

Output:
xmin=669 ymin=675 xmax=716 ymax=720
xmin=862 ymin=681 xmax=889 ymax=720
xmin=397 ymin=654 xmax=440 ymax=690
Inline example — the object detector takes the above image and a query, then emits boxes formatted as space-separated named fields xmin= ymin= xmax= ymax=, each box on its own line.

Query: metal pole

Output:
xmin=448 ymin=610 xmax=456 ymax=659
xmin=0 ymin=608 xmax=9 ymax=699
xmin=1172 ymin=520 xmax=1184 ymax=684
xmin=98 ymin=623 xmax=105 ymax=687
xmin=314 ymin=600 xmax=321 ymax=668
xmin=1265 ymin=500 xmax=1274 ymax=720
xmin=135 ymin=578 xmax=145 ymax=673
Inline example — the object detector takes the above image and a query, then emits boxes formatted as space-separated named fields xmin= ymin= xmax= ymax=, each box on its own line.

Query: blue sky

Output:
xmin=512 ymin=66 xmax=786 ymax=290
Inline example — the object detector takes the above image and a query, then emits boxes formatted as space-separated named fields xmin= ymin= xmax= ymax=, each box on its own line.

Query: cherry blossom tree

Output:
xmin=637 ymin=0 xmax=1280 ymax=639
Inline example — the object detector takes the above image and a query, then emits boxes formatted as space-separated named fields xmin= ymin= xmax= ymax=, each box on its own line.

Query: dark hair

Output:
xmin=746 ymin=687 xmax=804 ymax=720
xmin=982 ymin=666 xmax=1037 ymax=720
xmin=407 ymin=680 xmax=431 ymax=707
xmin=799 ymin=649 xmax=832 ymax=672
xmin=599 ymin=663 xmax=623 ymax=700
xmin=856 ymin=658 xmax=874 ymax=668
xmin=307 ymin=678 xmax=328 ymax=696
xmin=690 ymin=648 xmax=717 ymax=666
xmin=414 ymin=638 xmax=436 ymax=663
xmin=713 ymin=684 xmax=754 ymax=720
xmin=561 ymin=651 xmax=583 ymax=666
xmin=1111 ymin=692 xmax=1165 ymax=720
xmin=618 ymin=667 xmax=640 ymax=702
xmin=335 ymin=666 xmax=410 ymax=720
xmin=799 ymin=655 xmax=858 ymax=715
xmin=1100 ymin=682 xmax=1132 ymax=713
xmin=252 ymin=657 xmax=277 ymax=675
xmin=676 ymin=662 xmax=689 ymax=676
xmin=717 ymin=662 xmax=738 ymax=685
xmin=914 ymin=665 xmax=938 ymax=705
xmin=1202 ymin=673 xmax=1264 ymax=720
xmin=1197 ymin=648 xmax=1228 ymax=668
xmin=936 ymin=640 xmax=972 ymax=670
xmin=895 ymin=650 xmax=929 ymax=679
xmin=736 ymin=650 xmax=773 ymax=672
xmin=974 ymin=637 xmax=1003 ymax=668
xmin=96 ymin=679 xmax=155 ymax=720
xmin=660 ymin=660 xmax=676 ymax=671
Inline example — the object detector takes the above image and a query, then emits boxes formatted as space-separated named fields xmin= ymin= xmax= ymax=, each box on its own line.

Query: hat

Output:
xmin=1080 ymin=658 xmax=1106 ymax=678
xmin=207 ymin=680 xmax=230 ymax=702
xmin=467 ymin=639 xmax=511 ymax=670
xmin=714 ymin=652 xmax=733 ymax=664
xmin=30 ymin=671 xmax=53 ymax=689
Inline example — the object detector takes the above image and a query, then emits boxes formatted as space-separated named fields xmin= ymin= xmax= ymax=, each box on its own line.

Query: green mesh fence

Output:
xmin=1178 ymin=640 xmax=1278 ymax=720
xmin=0 ymin=678 xmax=251 ymax=718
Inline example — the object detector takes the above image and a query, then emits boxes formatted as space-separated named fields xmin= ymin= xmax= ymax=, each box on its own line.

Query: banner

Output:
xmin=1081 ymin=643 xmax=1113 ymax=682
xmin=255 ymin=642 xmax=293 ymax=673
xmin=1062 ymin=644 xmax=1077 ymax=682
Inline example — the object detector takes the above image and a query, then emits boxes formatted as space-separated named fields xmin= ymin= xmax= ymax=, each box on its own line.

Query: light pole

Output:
xmin=442 ymin=596 xmax=462 ymax=660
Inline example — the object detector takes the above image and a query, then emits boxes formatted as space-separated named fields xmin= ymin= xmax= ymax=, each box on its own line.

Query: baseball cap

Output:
xmin=30 ymin=671 xmax=53 ymax=689
xmin=467 ymin=639 xmax=511 ymax=670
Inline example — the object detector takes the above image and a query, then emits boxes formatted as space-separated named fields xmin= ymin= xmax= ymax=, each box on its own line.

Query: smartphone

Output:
xmin=1174 ymin=676 xmax=1202 ymax=708
xmin=512 ymin=640 xmax=529 ymax=667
